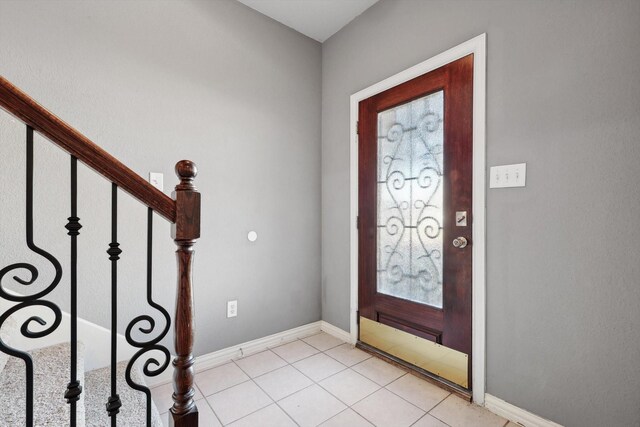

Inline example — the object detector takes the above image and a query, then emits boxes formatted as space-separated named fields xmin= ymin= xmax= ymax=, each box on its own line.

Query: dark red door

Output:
xmin=358 ymin=54 xmax=473 ymax=388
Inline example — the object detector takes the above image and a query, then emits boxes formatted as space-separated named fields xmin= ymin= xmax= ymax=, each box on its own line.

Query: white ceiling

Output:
xmin=236 ymin=0 xmax=380 ymax=42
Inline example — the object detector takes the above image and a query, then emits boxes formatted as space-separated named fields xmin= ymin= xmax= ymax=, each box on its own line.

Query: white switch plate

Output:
xmin=227 ymin=300 xmax=238 ymax=318
xmin=490 ymin=163 xmax=526 ymax=188
xmin=149 ymin=172 xmax=163 ymax=191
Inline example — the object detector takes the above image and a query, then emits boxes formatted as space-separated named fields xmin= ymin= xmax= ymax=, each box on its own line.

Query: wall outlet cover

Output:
xmin=227 ymin=300 xmax=238 ymax=318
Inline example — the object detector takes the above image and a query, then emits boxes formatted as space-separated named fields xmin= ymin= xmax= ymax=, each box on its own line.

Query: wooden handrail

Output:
xmin=0 ymin=76 xmax=176 ymax=223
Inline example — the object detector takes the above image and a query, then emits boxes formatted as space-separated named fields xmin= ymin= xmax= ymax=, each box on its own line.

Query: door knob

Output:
xmin=452 ymin=237 xmax=468 ymax=248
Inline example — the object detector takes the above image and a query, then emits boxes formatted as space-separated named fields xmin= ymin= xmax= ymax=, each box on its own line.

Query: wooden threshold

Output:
xmin=356 ymin=341 xmax=472 ymax=402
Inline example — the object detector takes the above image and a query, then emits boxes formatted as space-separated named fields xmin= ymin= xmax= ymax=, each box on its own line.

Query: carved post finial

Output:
xmin=175 ymin=160 xmax=198 ymax=191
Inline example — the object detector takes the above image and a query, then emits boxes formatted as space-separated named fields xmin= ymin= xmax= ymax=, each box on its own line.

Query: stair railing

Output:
xmin=0 ymin=76 xmax=200 ymax=427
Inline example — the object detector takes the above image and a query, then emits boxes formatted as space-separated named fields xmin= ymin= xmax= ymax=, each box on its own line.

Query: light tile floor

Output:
xmin=152 ymin=332 xmax=510 ymax=427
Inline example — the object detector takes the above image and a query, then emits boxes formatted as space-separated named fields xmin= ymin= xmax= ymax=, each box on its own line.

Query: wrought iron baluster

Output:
xmin=125 ymin=208 xmax=171 ymax=426
xmin=64 ymin=156 xmax=82 ymax=426
xmin=0 ymin=126 xmax=63 ymax=427
xmin=106 ymin=183 xmax=122 ymax=425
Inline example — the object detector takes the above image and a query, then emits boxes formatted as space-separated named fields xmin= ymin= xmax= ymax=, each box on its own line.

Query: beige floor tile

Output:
xmin=352 ymin=388 xmax=425 ymax=427
xmin=271 ymin=340 xmax=319 ymax=363
xmin=152 ymin=381 xmax=203 ymax=414
xmin=351 ymin=356 xmax=405 ymax=386
xmin=325 ymin=344 xmax=371 ymax=367
xmin=319 ymin=369 xmax=380 ymax=406
xmin=293 ymin=353 xmax=347 ymax=382
xmin=386 ymin=374 xmax=450 ymax=411
xmin=279 ymin=384 xmax=347 ymax=427
xmin=196 ymin=362 xmax=250 ymax=396
xmin=161 ymin=399 xmax=220 ymax=427
xmin=254 ymin=365 xmax=313 ymax=401
xmin=302 ymin=332 xmax=345 ymax=351
xmin=235 ymin=350 xmax=287 ymax=378
xmin=429 ymin=394 xmax=507 ymax=427
xmin=196 ymin=399 xmax=222 ymax=427
xmin=228 ymin=403 xmax=297 ymax=427
xmin=320 ymin=408 xmax=374 ymax=426
xmin=412 ymin=413 xmax=449 ymax=427
xmin=152 ymin=382 xmax=176 ymax=415
xmin=207 ymin=381 xmax=272 ymax=425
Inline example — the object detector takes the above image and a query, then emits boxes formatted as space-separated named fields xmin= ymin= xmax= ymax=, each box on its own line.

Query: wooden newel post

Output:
xmin=170 ymin=160 xmax=200 ymax=427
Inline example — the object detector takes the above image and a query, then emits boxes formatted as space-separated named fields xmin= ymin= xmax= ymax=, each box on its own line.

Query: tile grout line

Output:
xmin=319 ymin=343 xmax=371 ymax=366
xmin=198 ymin=393 xmax=225 ymax=426
xmin=317 ymin=407 xmax=363 ymax=427
xmin=285 ymin=342 xmax=347 ymax=385
xmin=426 ymin=393 xmax=456 ymax=427
xmin=248 ymin=378 xmax=302 ymax=427
xmin=198 ymin=376 xmax=253 ymax=400
xmin=259 ymin=338 xmax=352 ymax=426
xmin=231 ymin=354 xmax=303 ymax=427
xmin=293 ymin=359 xmax=350 ymax=384
xmin=409 ymin=411 xmax=453 ymax=427
xmin=193 ymin=380 xmax=228 ymax=426
xmin=270 ymin=338 xmax=322 ymax=364
xmin=427 ymin=392 xmax=453 ymax=414
xmin=232 ymin=348 xmax=288 ymax=377
xmin=381 ymin=373 xmax=445 ymax=415
xmin=315 ymin=368 xmax=381 ymax=408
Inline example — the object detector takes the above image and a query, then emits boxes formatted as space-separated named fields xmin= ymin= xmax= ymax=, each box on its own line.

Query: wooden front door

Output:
xmin=358 ymin=55 xmax=474 ymax=389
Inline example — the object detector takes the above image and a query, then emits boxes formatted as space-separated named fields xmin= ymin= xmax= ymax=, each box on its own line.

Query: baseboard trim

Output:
xmin=484 ymin=394 xmax=564 ymax=427
xmin=146 ymin=321 xmax=323 ymax=387
xmin=320 ymin=321 xmax=354 ymax=344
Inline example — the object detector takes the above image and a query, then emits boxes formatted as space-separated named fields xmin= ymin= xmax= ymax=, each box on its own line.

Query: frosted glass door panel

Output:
xmin=377 ymin=90 xmax=444 ymax=308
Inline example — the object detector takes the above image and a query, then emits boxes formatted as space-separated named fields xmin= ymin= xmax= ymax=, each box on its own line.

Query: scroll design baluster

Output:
xmin=0 ymin=126 xmax=63 ymax=427
xmin=125 ymin=207 xmax=171 ymax=426
xmin=106 ymin=183 xmax=122 ymax=425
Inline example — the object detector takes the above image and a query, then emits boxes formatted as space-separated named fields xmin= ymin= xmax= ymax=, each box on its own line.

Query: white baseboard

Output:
xmin=320 ymin=321 xmax=354 ymax=344
xmin=485 ymin=394 xmax=564 ymax=427
xmin=146 ymin=321 xmax=323 ymax=388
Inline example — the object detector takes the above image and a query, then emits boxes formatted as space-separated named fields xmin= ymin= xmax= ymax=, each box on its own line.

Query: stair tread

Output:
xmin=0 ymin=341 xmax=86 ymax=427
xmin=84 ymin=360 xmax=163 ymax=427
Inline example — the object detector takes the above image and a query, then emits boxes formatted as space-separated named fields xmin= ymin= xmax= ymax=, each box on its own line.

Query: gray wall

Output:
xmin=321 ymin=1 xmax=640 ymax=426
xmin=0 ymin=0 xmax=322 ymax=357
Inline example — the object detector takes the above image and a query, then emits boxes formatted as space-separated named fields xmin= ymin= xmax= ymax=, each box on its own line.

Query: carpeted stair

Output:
xmin=84 ymin=360 xmax=163 ymax=427
xmin=0 ymin=316 xmax=162 ymax=426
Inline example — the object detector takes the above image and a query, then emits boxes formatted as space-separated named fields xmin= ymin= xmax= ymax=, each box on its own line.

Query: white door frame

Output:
xmin=349 ymin=33 xmax=487 ymax=404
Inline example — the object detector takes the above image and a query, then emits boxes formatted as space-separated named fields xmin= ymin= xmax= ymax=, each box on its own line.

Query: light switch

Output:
xmin=149 ymin=172 xmax=163 ymax=191
xmin=489 ymin=163 xmax=526 ymax=188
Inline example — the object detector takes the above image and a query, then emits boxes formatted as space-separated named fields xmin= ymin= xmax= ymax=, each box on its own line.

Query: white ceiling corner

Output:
xmin=236 ymin=0 xmax=380 ymax=42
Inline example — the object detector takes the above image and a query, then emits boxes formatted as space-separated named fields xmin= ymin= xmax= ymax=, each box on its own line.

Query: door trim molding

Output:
xmin=349 ymin=33 xmax=487 ymax=404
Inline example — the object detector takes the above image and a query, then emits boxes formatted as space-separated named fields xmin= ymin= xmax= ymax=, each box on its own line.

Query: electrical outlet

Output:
xmin=227 ymin=300 xmax=238 ymax=318
xmin=149 ymin=172 xmax=163 ymax=191
xmin=489 ymin=163 xmax=526 ymax=188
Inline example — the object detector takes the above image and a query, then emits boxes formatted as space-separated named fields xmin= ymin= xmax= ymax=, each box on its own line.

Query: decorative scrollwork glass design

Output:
xmin=377 ymin=90 xmax=444 ymax=308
